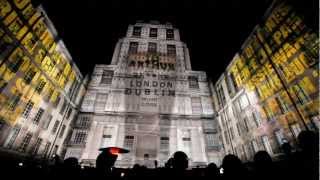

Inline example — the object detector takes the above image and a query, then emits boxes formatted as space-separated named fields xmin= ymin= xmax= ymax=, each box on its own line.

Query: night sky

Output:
xmin=32 ymin=0 xmax=318 ymax=82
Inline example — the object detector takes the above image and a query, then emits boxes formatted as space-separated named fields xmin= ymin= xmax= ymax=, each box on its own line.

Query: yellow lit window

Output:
xmin=22 ymin=3 xmax=35 ymax=19
xmin=34 ymin=48 xmax=46 ymax=64
xmin=13 ymin=0 xmax=30 ymax=9
xmin=21 ymin=32 xmax=37 ymax=54
xmin=0 ymin=0 xmax=12 ymax=18
xmin=33 ymin=19 xmax=47 ymax=38
xmin=28 ymin=11 xmax=41 ymax=25
xmin=3 ymin=11 xmax=17 ymax=25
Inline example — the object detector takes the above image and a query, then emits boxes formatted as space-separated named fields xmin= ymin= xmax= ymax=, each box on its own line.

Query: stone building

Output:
xmin=211 ymin=0 xmax=319 ymax=161
xmin=0 ymin=0 xmax=86 ymax=160
xmin=65 ymin=21 xmax=221 ymax=167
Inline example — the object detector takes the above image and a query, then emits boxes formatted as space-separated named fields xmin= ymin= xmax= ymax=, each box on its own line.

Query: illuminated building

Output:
xmin=212 ymin=0 xmax=319 ymax=161
xmin=0 ymin=0 xmax=86 ymax=160
xmin=65 ymin=21 xmax=221 ymax=167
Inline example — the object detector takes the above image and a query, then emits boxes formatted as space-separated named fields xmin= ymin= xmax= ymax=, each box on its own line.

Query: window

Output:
xmin=22 ymin=100 xmax=34 ymax=118
xmin=33 ymin=108 xmax=44 ymax=125
xmin=243 ymin=117 xmax=249 ymax=132
xmin=7 ymin=48 xmax=24 ymax=73
xmin=275 ymin=96 xmax=289 ymax=113
xmin=251 ymin=140 xmax=259 ymax=153
xmin=148 ymin=42 xmax=157 ymax=53
xmin=95 ymin=93 xmax=108 ymax=110
xmin=51 ymin=120 xmax=60 ymax=134
xmin=59 ymin=125 xmax=66 ymax=138
xmin=132 ymin=26 xmax=142 ymax=37
xmin=188 ymin=76 xmax=199 ymax=89
xmin=160 ymin=136 xmax=169 ymax=150
xmin=274 ymin=130 xmax=285 ymax=145
xmin=290 ymin=123 xmax=301 ymax=137
xmin=166 ymin=29 xmax=174 ymax=40
xmin=262 ymin=136 xmax=273 ymax=154
xmin=52 ymin=145 xmax=59 ymax=155
xmin=230 ymin=127 xmax=235 ymax=139
xmin=24 ymin=68 xmax=36 ymax=84
xmin=31 ymin=138 xmax=42 ymax=155
xmin=42 ymin=142 xmax=51 ymax=158
xmin=124 ymin=135 xmax=135 ymax=149
xmin=59 ymin=99 xmax=67 ymax=115
xmin=74 ymin=132 xmax=87 ymax=144
xmin=191 ymin=97 xmax=202 ymax=114
xmin=19 ymin=133 xmax=32 ymax=152
xmin=252 ymin=112 xmax=262 ymax=127
xmin=66 ymin=108 xmax=72 ymax=119
xmin=149 ymin=28 xmax=157 ymax=38
xmin=4 ymin=126 xmax=20 ymax=149
xmin=100 ymin=127 xmax=114 ymax=147
xmin=205 ymin=133 xmax=216 ymax=148
xmin=128 ymin=42 xmax=138 ymax=54
xmin=35 ymin=79 xmax=46 ymax=94
xmin=167 ymin=44 xmax=176 ymax=56
xmin=100 ymin=70 xmax=114 ymax=84
xmin=292 ymin=84 xmax=310 ymax=105
xmin=8 ymin=93 xmax=21 ymax=111
xmin=217 ymin=86 xmax=226 ymax=107
xmin=78 ymin=116 xmax=91 ymax=128
xmin=239 ymin=94 xmax=250 ymax=110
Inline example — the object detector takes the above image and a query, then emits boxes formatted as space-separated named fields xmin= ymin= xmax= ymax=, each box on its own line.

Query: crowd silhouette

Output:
xmin=1 ymin=130 xmax=318 ymax=180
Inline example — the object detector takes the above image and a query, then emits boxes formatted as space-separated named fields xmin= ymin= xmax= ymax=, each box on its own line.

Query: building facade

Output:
xmin=0 ymin=0 xmax=86 ymax=160
xmin=212 ymin=0 xmax=319 ymax=161
xmin=65 ymin=21 xmax=221 ymax=167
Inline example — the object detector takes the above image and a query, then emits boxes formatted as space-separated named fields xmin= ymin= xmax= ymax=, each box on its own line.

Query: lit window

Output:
xmin=74 ymin=131 xmax=87 ymax=144
xmin=22 ymin=100 xmax=34 ymax=118
xmin=100 ymin=70 xmax=114 ymax=84
xmin=132 ymin=26 xmax=141 ymax=37
xmin=166 ymin=29 xmax=174 ymax=40
xmin=128 ymin=42 xmax=138 ymax=54
xmin=167 ymin=44 xmax=176 ymax=56
xmin=33 ymin=108 xmax=44 ymax=125
xmin=148 ymin=42 xmax=157 ymax=53
xmin=149 ymin=28 xmax=157 ymax=38
xmin=35 ymin=79 xmax=46 ymax=94
xmin=42 ymin=141 xmax=51 ymax=158
xmin=262 ymin=136 xmax=273 ymax=154
xmin=188 ymin=76 xmax=199 ymax=89
xmin=31 ymin=138 xmax=42 ymax=155
xmin=59 ymin=125 xmax=66 ymax=138
xmin=290 ymin=123 xmax=301 ymax=137
xmin=51 ymin=120 xmax=60 ymax=134
xmin=19 ymin=133 xmax=32 ymax=153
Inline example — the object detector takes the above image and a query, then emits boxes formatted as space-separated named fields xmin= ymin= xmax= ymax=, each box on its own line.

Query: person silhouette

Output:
xmin=221 ymin=154 xmax=247 ymax=180
xmin=253 ymin=151 xmax=274 ymax=180
xmin=62 ymin=157 xmax=81 ymax=178
xmin=171 ymin=151 xmax=189 ymax=177
xmin=295 ymin=130 xmax=318 ymax=180
xmin=95 ymin=147 xmax=129 ymax=178
xmin=204 ymin=162 xmax=220 ymax=179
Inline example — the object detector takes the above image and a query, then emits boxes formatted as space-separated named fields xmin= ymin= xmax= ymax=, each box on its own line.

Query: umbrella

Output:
xmin=99 ymin=147 xmax=130 ymax=155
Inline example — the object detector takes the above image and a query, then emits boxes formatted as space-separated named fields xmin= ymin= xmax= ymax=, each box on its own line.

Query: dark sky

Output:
xmin=32 ymin=0 xmax=317 ymax=82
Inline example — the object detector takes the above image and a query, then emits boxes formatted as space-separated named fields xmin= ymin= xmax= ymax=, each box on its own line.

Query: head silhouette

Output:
xmin=63 ymin=157 xmax=79 ymax=169
xmin=222 ymin=154 xmax=243 ymax=175
xmin=298 ymin=130 xmax=317 ymax=154
xmin=205 ymin=162 xmax=219 ymax=177
xmin=172 ymin=151 xmax=188 ymax=171
xmin=254 ymin=151 xmax=272 ymax=168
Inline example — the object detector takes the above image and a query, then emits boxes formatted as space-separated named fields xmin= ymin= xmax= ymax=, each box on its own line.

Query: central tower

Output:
xmin=65 ymin=21 xmax=221 ymax=167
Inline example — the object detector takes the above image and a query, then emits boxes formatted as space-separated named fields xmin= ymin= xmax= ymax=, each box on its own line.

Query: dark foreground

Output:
xmin=1 ymin=131 xmax=318 ymax=180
